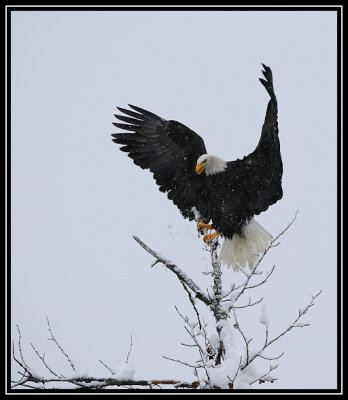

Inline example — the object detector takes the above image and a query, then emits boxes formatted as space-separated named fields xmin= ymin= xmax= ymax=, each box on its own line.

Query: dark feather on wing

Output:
xmin=112 ymin=105 xmax=211 ymax=221
xmin=207 ymin=64 xmax=283 ymax=238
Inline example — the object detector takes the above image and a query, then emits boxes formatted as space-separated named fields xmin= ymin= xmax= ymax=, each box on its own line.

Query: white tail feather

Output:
xmin=219 ymin=218 xmax=272 ymax=271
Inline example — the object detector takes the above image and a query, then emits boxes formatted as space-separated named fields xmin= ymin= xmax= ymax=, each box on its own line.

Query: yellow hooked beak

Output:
xmin=195 ymin=163 xmax=206 ymax=175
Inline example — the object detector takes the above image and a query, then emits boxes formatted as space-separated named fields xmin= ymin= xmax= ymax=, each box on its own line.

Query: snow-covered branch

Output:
xmin=131 ymin=210 xmax=322 ymax=389
xmin=12 ymin=210 xmax=322 ymax=390
xmin=11 ymin=320 xmax=201 ymax=390
xmin=257 ymin=290 xmax=322 ymax=351
xmin=133 ymin=235 xmax=210 ymax=306
xmin=249 ymin=363 xmax=279 ymax=386
xmin=235 ymin=290 xmax=322 ymax=372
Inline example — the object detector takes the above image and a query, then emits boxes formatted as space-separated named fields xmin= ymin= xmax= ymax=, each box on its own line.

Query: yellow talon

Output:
xmin=197 ymin=219 xmax=213 ymax=231
xmin=204 ymin=232 xmax=218 ymax=243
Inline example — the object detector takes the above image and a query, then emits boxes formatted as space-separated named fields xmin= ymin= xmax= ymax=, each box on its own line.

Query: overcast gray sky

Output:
xmin=10 ymin=8 xmax=338 ymax=390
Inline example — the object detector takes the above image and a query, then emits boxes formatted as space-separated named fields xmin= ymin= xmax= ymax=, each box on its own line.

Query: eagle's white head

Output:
xmin=195 ymin=154 xmax=227 ymax=176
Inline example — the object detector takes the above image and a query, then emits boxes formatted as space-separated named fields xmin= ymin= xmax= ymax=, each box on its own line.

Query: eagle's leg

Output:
xmin=204 ymin=232 xmax=218 ymax=243
xmin=197 ymin=219 xmax=213 ymax=232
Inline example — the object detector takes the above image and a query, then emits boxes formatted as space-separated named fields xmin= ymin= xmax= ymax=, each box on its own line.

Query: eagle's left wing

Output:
xmin=231 ymin=64 xmax=283 ymax=216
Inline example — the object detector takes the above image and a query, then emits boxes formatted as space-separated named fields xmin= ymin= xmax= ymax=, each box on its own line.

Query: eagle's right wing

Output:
xmin=112 ymin=105 xmax=212 ymax=222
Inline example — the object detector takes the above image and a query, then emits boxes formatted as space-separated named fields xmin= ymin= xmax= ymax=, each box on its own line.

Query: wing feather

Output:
xmin=228 ymin=64 xmax=283 ymax=218
xmin=112 ymin=105 xmax=211 ymax=221
xmin=218 ymin=64 xmax=283 ymax=237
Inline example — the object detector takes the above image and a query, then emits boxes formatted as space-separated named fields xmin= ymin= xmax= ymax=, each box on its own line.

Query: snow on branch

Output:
xmin=131 ymin=210 xmax=322 ymax=388
xmin=133 ymin=235 xmax=210 ymax=306
xmin=11 ymin=320 xmax=201 ymax=390
xmin=12 ymin=210 xmax=322 ymax=390
xmin=232 ymin=290 xmax=322 ymax=374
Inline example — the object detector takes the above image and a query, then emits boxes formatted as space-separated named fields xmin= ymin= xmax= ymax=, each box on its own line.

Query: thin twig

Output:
xmin=179 ymin=281 xmax=203 ymax=331
xmin=46 ymin=317 xmax=76 ymax=372
xmin=15 ymin=325 xmax=30 ymax=371
xmin=232 ymin=211 xmax=299 ymax=307
xmin=30 ymin=343 xmax=60 ymax=378
xmin=162 ymin=355 xmax=199 ymax=369
xmin=233 ymin=309 xmax=252 ymax=366
xmin=227 ymin=356 xmax=243 ymax=388
xmin=242 ymin=290 xmax=322 ymax=369
xmin=265 ymin=290 xmax=322 ymax=349
xmin=99 ymin=359 xmax=115 ymax=375
xmin=249 ymin=363 xmax=279 ymax=385
xmin=228 ymin=297 xmax=263 ymax=309
xmin=244 ymin=265 xmax=276 ymax=290
xmin=126 ymin=335 xmax=133 ymax=364
xmin=258 ymin=352 xmax=284 ymax=361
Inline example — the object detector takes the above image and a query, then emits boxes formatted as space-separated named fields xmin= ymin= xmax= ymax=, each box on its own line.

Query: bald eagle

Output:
xmin=111 ymin=64 xmax=283 ymax=271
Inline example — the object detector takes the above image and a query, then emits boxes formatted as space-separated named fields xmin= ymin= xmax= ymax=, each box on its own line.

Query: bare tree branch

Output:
xmin=249 ymin=363 xmax=279 ymax=385
xmin=125 ymin=335 xmax=133 ymax=364
xmin=162 ymin=355 xmax=199 ymax=369
xmin=46 ymin=317 xmax=76 ymax=372
xmin=232 ymin=309 xmax=252 ymax=366
xmin=227 ymin=356 xmax=243 ymax=388
xmin=263 ymin=290 xmax=322 ymax=350
xmin=241 ymin=290 xmax=322 ymax=370
xmin=258 ymin=352 xmax=284 ymax=361
xmin=179 ymin=281 xmax=203 ymax=331
xmin=12 ymin=210 xmax=322 ymax=390
xmin=99 ymin=359 xmax=115 ymax=375
xmin=15 ymin=325 xmax=30 ymax=371
xmin=133 ymin=235 xmax=210 ymax=306
xmin=30 ymin=343 xmax=61 ymax=378
xmin=229 ymin=297 xmax=264 ymax=309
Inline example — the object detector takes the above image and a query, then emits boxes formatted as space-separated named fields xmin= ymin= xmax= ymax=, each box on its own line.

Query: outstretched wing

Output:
xmin=229 ymin=64 xmax=283 ymax=217
xmin=111 ymin=105 xmax=211 ymax=221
